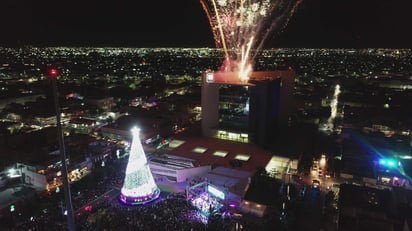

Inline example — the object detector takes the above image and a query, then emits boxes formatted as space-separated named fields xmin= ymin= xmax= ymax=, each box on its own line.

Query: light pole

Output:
xmin=49 ymin=68 xmax=75 ymax=231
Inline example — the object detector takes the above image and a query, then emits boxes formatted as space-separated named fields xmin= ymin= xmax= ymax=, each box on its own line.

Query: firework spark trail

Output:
xmin=200 ymin=0 xmax=303 ymax=80
xmin=211 ymin=0 xmax=229 ymax=58
xmin=199 ymin=0 xmax=221 ymax=48
xmin=239 ymin=36 xmax=254 ymax=81
xmin=254 ymin=0 xmax=304 ymax=61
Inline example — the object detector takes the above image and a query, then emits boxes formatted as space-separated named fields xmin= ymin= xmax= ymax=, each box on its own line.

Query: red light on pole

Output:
xmin=48 ymin=68 xmax=60 ymax=78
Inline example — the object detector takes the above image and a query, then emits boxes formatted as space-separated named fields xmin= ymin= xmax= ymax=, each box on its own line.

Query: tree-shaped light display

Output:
xmin=120 ymin=127 xmax=160 ymax=205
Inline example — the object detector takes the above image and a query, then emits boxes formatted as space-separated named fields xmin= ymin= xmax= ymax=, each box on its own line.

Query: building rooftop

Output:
xmin=167 ymin=122 xmax=274 ymax=174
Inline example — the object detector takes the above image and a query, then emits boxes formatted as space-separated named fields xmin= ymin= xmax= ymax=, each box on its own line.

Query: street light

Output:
xmin=319 ymin=154 xmax=327 ymax=169
xmin=49 ymin=67 xmax=75 ymax=231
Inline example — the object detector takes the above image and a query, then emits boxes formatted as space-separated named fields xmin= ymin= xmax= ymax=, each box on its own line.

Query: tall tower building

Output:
xmin=201 ymin=70 xmax=295 ymax=148
xmin=120 ymin=127 xmax=160 ymax=205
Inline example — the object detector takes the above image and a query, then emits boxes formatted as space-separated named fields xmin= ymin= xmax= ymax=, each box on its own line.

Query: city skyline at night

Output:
xmin=1 ymin=0 xmax=412 ymax=228
xmin=0 ymin=46 xmax=412 ymax=230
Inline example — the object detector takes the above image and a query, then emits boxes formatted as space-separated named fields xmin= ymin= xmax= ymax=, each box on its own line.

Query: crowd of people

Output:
xmin=1 ymin=154 xmax=265 ymax=230
xmin=77 ymin=192 xmax=211 ymax=230
xmin=74 ymin=190 xmax=268 ymax=231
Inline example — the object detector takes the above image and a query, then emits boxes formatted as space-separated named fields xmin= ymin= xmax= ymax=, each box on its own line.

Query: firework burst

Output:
xmin=200 ymin=0 xmax=302 ymax=81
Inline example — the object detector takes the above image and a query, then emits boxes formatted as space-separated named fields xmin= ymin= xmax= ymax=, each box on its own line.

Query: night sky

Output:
xmin=1 ymin=0 xmax=412 ymax=48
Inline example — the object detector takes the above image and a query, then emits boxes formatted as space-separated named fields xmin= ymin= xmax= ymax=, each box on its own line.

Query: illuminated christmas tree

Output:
xmin=120 ymin=126 xmax=160 ymax=205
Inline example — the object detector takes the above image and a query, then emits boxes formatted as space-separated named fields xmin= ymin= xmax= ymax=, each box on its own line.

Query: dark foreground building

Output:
xmin=337 ymin=183 xmax=412 ymax=231
xmin=201 ymin=70 xmax=295 ymax=148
